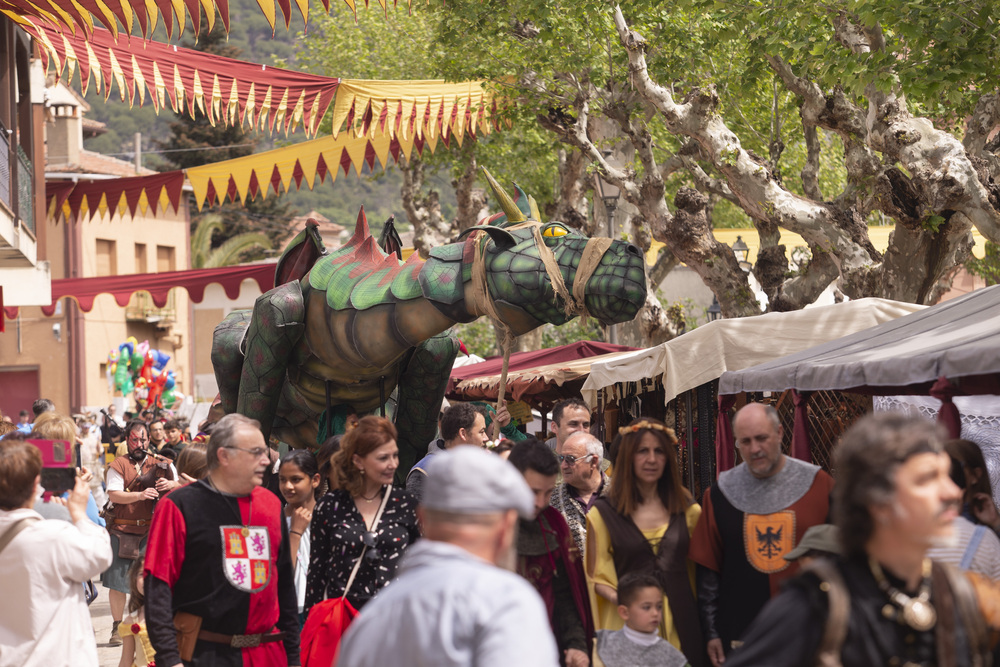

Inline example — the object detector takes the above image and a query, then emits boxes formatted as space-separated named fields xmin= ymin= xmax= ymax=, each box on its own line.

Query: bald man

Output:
xmin=688 ymin=403 xmax=834 ymax=667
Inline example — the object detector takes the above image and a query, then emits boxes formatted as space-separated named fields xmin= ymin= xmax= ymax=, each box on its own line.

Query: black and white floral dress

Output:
xmin=303 ymin=486 xmax=419 ymax=613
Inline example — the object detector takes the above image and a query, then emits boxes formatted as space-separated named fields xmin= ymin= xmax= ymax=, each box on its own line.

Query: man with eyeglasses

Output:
xmin=144 ymin=413 xmax=301 ymax=667
xmin=552 ymin=432 xmax=609 ymax=556
xmin=103 ymin=419 xmax=180 ymax=645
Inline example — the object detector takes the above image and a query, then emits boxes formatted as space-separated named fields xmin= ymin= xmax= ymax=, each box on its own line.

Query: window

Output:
xmin=135 ymin=243 xmax=147 ymax=273
xmin=156 ymin=245 xmax=175 ymax=273
xmin=96 ymin=239 xmax=117 ymax=276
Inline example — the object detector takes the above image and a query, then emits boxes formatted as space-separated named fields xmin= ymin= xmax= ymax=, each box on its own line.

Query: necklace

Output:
xmin=869 ymin=557 xmax=937 ymax=632
xmin=358 ymin=486 xmax=383 ymax=502
xmin=206 ymin=476 xmax=253 ymax=537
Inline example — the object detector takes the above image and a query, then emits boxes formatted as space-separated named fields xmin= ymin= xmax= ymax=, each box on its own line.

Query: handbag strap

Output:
xmin=340 ymin=484 xmax=393 ymax=601
xmin=0 ymin=516 xmax=40 ymax=555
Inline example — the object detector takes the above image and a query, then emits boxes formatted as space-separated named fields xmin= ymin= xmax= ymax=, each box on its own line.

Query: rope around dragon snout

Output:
xmin=467 ymin=221 xmax=615 ymax=438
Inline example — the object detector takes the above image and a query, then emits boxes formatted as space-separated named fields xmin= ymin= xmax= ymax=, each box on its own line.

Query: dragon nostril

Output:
xmin=625 ymin=244 xmax=642 ymax=258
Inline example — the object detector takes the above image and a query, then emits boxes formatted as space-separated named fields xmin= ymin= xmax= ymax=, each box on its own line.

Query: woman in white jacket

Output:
xmin=0 ymin=436 xmax=114 ymax=667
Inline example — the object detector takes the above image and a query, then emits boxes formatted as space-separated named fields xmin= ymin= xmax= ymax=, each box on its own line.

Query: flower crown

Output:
xmin=619 ymin=420 xmax=676 ymax=437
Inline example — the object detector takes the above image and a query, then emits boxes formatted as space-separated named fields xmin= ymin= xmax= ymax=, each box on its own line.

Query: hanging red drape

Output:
xmin=791 ymin=389 xmax=813 ymax=463
xmin=929 ymin=376 xmax=962 ymax=439
xmin=2 ymin=263 xmax=276 ymax=321
xmin=715 ymin=394 xmax=738 ymax=476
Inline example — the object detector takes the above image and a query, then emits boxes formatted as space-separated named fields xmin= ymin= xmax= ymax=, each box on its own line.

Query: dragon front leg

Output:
xmin=393 ymin=331 xmax=460 ymax=483
xmin=236 ymin=282 xmax=306 ymax=442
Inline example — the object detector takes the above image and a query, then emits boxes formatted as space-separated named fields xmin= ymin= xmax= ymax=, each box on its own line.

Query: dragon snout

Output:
xmin=625 ymin=244 xmax=642 ymax=258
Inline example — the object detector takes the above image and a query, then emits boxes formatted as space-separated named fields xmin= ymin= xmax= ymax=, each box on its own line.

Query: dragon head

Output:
xmin=446 ymin=170 xmax=647 ymax=335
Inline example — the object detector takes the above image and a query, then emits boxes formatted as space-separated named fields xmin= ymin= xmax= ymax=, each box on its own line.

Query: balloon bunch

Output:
xmin=109 ymin=337 xmax=184 ymax=409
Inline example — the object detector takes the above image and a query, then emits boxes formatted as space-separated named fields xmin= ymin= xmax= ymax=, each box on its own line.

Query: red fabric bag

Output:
xmin=300 ymin=485 xmax=392 ymax=667
xmin=300 ymin=596 xmax=358 ymax=667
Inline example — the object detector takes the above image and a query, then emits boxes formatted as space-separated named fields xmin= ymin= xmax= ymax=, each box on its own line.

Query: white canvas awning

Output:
xmin=581 ymin=298 xmax=924 ymax=407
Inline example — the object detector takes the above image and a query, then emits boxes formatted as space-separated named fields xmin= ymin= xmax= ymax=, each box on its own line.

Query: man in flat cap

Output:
xmin=337 ymin=447 xmax=559 ymax=667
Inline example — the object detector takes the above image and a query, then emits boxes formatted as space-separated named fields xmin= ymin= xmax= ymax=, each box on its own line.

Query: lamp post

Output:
xmin=708 ymin=295 xmax=721 ymax=322
xmin=593 ymin=152 xmax=621 ymax=238
xmin=732 ymin=235 xmax=751 ymax=272
xmin=594 ymin=152 xmax=622 ymax=344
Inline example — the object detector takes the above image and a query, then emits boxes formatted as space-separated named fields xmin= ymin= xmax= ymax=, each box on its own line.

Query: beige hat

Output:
xmin=422 ymin=446 xmax=534 ymax=519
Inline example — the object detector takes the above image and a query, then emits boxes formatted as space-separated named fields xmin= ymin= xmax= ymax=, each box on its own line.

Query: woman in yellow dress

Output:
xmin=585 ymin=418 xmax=705 ymax=667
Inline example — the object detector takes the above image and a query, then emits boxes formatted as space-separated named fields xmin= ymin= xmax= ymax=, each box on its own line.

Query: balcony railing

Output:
xmin=17 ymin=145 xmax=32 ymax=233
xmin=0 ymin=120 xmax=9 ymax=211
xmin=125 ymin=290 xmax=177 ymax=324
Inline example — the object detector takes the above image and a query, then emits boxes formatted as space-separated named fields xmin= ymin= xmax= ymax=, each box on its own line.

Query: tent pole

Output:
xmin=685 ymin=390 xmax=696 ymax=495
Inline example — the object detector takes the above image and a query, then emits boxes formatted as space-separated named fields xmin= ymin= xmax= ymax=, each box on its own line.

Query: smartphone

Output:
xmin=30 ymin=438 xmax=77 ymax=495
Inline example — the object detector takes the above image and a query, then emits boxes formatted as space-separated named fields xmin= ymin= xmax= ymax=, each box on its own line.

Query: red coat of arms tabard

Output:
xmin=221 ymin=526 xmax=272 ymax=593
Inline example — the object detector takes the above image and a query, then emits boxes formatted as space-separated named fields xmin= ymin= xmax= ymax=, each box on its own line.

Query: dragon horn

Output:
xmin=527 ymin=194 xmax=542 ymax=222
xmin=481 ymin=167 xmax=526 ymax=224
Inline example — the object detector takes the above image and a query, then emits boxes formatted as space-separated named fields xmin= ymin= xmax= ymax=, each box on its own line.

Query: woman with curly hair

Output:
xmin=586 ymin=418 xmax=705 ymax=667
xmin=303 ymin=416 xmax=419 ymax=614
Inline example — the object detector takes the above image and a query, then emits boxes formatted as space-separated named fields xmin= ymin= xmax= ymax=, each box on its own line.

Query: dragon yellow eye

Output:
xmin=542 ymin=225 xmax=569 ymax=238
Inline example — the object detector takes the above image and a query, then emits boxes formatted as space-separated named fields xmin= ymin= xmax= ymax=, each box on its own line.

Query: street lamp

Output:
xmin=593 ymin=152 xmax=621 ymax=236
xmin=708 ymin=295 xmax=721 ymax=322
xmin=731 ymin=235 xmax=751 ymax=272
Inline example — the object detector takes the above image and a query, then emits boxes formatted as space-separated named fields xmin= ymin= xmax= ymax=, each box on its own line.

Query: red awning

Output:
xmin=2 ymin=263 xmax=275 ymax=321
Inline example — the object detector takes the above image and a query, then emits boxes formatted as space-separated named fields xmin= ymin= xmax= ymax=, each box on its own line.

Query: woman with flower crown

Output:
xmin=585 ymin=417 xmax=706 ymax=667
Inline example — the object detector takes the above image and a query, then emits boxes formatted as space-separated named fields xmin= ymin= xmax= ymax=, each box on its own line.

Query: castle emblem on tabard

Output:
xmin=744 ymin=511 xmax=796 ymax=574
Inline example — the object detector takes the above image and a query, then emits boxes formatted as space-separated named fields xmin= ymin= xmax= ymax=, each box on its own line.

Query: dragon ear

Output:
xmin=481 ymin=167 xmax=527 ymax=224
xmin=457 ymin=225 xmax=517 ymax=250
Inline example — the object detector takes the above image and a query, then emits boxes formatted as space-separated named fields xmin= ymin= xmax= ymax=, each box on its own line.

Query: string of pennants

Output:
xmin=29 ymin=21 xmax=341 ymax=136
xmin=46 ymin=109 xmax=502 ymax=220
xmin=29 ymin=21 xmax=504 ymax=142
xmin=1 ymin=0 xmax=416 ymax=42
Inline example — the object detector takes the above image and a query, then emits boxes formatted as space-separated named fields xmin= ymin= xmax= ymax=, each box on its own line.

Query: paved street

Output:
xmin=89 ymin=586 xmax=125 ymax=666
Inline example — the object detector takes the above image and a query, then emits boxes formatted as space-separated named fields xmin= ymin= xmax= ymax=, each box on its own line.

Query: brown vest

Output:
xmin=594 ymin=498 xmax=705 ymax=667
xmin=108 ymin=454 xmax=162 ymax=534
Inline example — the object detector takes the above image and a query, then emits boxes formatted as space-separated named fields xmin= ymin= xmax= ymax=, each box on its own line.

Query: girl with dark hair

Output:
xmin=304 ymin=416 xmax=419 ymax=613
xmin=946 ymin=438 xmax=1000 ymax=531
xmin=279 ymin=449 xmax=321 ymax=623
xmin=586 ymin=418 xmax=704 ymax=667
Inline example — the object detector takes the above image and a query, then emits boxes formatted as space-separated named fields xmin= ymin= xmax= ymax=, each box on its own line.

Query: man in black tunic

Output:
xmin=144 ymin=413 xmax=300 ymax=667
xmin=727 ymin=412 xmax=990 ymax=667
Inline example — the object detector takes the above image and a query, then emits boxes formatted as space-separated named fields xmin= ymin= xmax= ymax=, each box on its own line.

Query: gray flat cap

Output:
xmin=783 ymin=524 xmax=841 ymax=561
xmin=422 ymin=446 xmax=534 ymax=519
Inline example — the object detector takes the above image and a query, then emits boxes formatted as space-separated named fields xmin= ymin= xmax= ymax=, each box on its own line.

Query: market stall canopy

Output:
xmin=718 ymin=285 xmax=1000 ymax=397
xmin=581 ymin=298 xmax=924 ymax=408
xmin=448 ymin=341 xmax=637 ymax=408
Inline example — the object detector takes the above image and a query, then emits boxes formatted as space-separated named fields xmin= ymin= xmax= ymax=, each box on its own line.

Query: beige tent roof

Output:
xmin=581 ymin=298 xmax=924 ymax=408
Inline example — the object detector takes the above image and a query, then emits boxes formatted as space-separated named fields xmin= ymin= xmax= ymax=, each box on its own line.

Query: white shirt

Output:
xmin=0 ymin=508 xmax=113 ymax=667
xmin=106 ymin=459 xmax=179 ymax=491
xmin=284 ymin=516 xmax=310 ymax=613
xmin=337 ymin=539 xmax=559 ymax=667
xmin=928 ymin=515 xmax=1000 ymax=580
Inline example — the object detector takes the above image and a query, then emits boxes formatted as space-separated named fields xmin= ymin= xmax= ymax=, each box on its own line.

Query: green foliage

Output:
xmin=451 ymin=319 xmax=498 ymax=358
xmin=191 ymin=214 xmax=273 ymax=268
xmin=541 ymin=317 xmax=604 ymax=349
xmin=965 ymin=242 xmax=1000 ymax=287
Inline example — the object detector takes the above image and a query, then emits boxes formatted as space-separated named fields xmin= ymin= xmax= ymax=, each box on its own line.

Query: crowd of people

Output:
xmin=3 ymin=393 xmax=1000 ymax=667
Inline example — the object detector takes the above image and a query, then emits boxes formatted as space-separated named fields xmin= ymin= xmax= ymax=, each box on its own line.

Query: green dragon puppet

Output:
xmin=211 ymin=170 xmax=647 ymax=476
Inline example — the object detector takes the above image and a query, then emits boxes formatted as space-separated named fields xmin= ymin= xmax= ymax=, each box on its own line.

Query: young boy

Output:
xmin=594 ymin=572 xmax=690 ymax=667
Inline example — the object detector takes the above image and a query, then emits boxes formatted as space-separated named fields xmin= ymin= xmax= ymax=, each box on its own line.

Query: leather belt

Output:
xmin=113 ymin=518 xmax=150 ymax=526
xmin=198 ymin=629 xmax=285 ymax=649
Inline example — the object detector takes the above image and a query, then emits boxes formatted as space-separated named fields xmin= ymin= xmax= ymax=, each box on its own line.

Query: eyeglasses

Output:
xmin=361 ymin=531 xmax=382 ymax=561
xmin=557 ymin=454 xmax=593 ymax=465
xmin=224 ymin=446 xmax=269 ymax=458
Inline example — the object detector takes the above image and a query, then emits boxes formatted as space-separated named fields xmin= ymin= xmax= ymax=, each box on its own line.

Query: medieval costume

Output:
xmin=726 ymin=556 xmax=990 ymax=667
xmin=144 ymin=480 xmax=300 ymax=667
xmin=550 ymin=475 xmax=607 ymax=557
xmin=304 ymin=486 xmax=419 ymax=613
xmin=517 ymin=505 xmax=594 ymax=661
xmin=688 ymin=457 xmax=834 ymax=655
xmin=587 ymin=499 xmax=704 ymax=667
